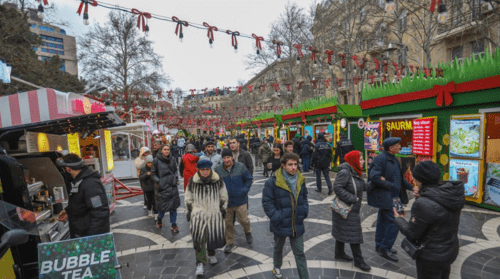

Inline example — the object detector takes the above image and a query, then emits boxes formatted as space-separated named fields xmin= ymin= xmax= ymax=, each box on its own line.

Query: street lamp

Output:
xmin=437 ymin=2 xmax=448 ymax=23
xmin=385 ymin=0 xmax=395 ymax=12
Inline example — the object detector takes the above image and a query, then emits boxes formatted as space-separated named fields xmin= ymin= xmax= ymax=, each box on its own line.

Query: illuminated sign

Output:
xmin=67 ymin=133 xmax=81 ymax=156
xmin=37 ymin=133 xmax=50 ymax=152
xmin=385 ymin=120 xmax=412 ymax=131
xmin=412 ymin=118 xmax=435 ymax=156
xmin=104 ymin=130 xmax=114 ymax=171
xmin=72 ymin=99 xmax=105 ymax=115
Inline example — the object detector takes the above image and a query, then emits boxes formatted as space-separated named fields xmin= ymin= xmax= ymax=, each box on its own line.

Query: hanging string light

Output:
xmin=77 ymin=0 xmax=98 ymax=26
xmin=36 ymin=0 xmax=48 ymax=19
xmin=132 ymin=9 xmax=151 ymax=36
xmin=272 ymin=40 xmax=284 ymax=60
xmin=172 ymin=16 xmax=189 ymax=42
xmin=252 ymin=34 xmax=264 ymax=54
xmin=293 ymin=44 xmax=304 ymax=64
xmin=226 ymin=30 xmax=240 ymax=53
xmin=203 ymin=22 xmax=218 ymax=48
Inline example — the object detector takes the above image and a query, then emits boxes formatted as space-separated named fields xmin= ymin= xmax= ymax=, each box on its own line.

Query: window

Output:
xmin=376 ymin=24 xmax=386 ymax=46
xmin=471 ymin=39 xmax=485 ymax=58
xmin=38 ymin=26 xmax=55 ymax=32
xmin=451 ymin=46 xmax=463 ymax=64
xmin=60 ymin=29 xmax=66 ymax=35
xmin=32 ymin=47 xmax=38 ymax=51
xmin=399 ymin=10 xmax=407 ymax=32
xmin=30 ymin=23 xmax=36 ymax=28
xmin=451 ymin=0 xmax=463 ymax=28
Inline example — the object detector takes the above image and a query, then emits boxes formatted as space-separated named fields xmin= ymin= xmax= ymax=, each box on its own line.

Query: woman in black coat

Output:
xmin=153 ymin=144 xmax=181 ymax=232
xmin=170 ymin=139 xmax=179 ymax=163
xmin=266 ymin=143 xmax=283 ymax=175
xmin=331 ymin=150 xmax=371 ymax=272
xmin=394 ymin=161 xmax=465 ymax=279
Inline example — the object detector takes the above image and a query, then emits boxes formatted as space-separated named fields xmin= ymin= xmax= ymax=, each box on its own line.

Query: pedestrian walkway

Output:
xmin=113 ymin=158 xmax=500 ymax=279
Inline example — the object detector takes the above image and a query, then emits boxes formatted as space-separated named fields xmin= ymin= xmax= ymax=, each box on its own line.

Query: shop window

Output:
xmin=471 ymin=39 xmax=485 ymax=59
xmin=451 ymin=46 xmax=463 ymax=64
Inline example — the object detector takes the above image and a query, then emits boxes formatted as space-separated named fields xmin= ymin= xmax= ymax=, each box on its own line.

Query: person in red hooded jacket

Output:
xmin=180 ymin=144 xmax=200 ymax=191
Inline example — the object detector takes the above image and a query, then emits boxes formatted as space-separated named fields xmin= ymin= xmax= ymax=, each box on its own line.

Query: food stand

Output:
xmin=0 ymin=88 xmax=125 ymax=278
xmin=361 ymin=59 xmax=500 ymax=211
xmin=108 ymin=122 xmax=148 ymax=179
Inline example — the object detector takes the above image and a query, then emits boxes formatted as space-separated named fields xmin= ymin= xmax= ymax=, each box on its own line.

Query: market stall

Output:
xmin=108 ymin=122 xmax=148 ymax=179
xmin=361 ymin=59 xmax=500 ymax=211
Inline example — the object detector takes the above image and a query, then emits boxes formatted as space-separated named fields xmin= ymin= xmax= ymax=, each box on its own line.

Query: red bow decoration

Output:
xmin=203 ymin=22 xmax=218 ymax=43
xmin=325 ymin=50 xmax=334 ymax=64
xmin=285 ymin=83 xmax=292 ymax=91
xmin=351 ymin=55 xmax=360 ymax=67
xmin=226 ymin=30 xmax=240 ymax=49
xmin=237 ymin=86 xmax=243 ymax=93
xmin=353 ymin=76 xmax=362 ymax=85
xmin=434 ymin=82 xmax=455 ymax=107
xmin=415 ymin=66 xmax=420 ymax=75
xmin=214 ymin=87 xmax=219 ymax=95
xmin=337 ymin=78 xmax=344 ymax=87
xmin=272 ymin=83 xmax=280 ymax=92
xmin=309 ymin=46 xmax=319 ymax=61
xmin=252 ymin=34 xmax=264 ymax=53
xmin=339 ymin=54 xmax=346 ymax=69
xmin=292 ymin=44 xmax=304 ymax=58
xmin=382 ymin=75 xmax=388 ymax=83
xmin=247 ymin=85 xmax=254 ymax=93
xmin=272 ymin=40 xmax=284 ymax=57
xmin=392 ymin=62 xmax=400 ymax=78
xmin=37 ymin=0 xmax=49 ymax=5
xmin=77 ymin=0 xmax=98 ymax=16
xmin=224 ymin=87 xmax=231 ymax=93
xmin=430 ymin=0 xmax=443 ymax=13
xmin=373 ymin=59 xmax=380 ymax=70
xmin=323 ymin=79 xmax=331 ymax=88
xmin=297 ymin=81 xmax=305 ymax=90
xmin=260 ymin=84 xmax=267 ymax=92
xmin=310 ymin=80 xmax=318 ymax=89
xmin=172 ymin=16 xmax=188 ymax=39
xmin=360 ymin=58 xmax=368 ymax=70
xmin=424 ymin=67 xmax=432 ymax=78
xmin=131 ymin=9 xmax=151 ymax=32
xmin=368 ymin=75 xmax=377 ymax=84
xmin=190 ymin=89 xmax=196 ymax=97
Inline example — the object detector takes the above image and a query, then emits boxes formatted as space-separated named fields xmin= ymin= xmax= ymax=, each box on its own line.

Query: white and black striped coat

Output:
xmin=185 ymin=172 xmax=228 ymax=251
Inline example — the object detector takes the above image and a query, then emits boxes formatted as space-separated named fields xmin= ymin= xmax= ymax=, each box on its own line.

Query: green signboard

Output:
xmin=38 ymin=232 xmax=118 ymax=279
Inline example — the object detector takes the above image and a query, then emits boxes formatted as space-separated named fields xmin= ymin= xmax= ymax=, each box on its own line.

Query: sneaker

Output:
xmin=208 ymin=255 xmax=218 ymax=264
xmin=156 ymin=220 xmax=162 ymax=229
xmin=148 ymin=210 xmax=153 ymax=217
xmin=246 ymin=233 xmax=253 ymax=244
xmin=171 ymin=224 xmax=180 ymax=233
xmin=224 ymin=244 xmax=234 ymax=253
xmin=272 ymin=267 xmax=283 ymax=279
xmin=195 ymin=263 xmax=204 ymax=276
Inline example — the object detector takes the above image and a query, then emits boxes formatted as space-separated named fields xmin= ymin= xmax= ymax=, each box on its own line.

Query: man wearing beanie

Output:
xmin=139 ymin=155 xmax=157 ymax=217
xmin=368 ymin=137 xmax=415 ymax=262
xmin=215 ymin=148 xmax=253 ymax=253
xmin=394 ymin=161 xmax=465 ymax=278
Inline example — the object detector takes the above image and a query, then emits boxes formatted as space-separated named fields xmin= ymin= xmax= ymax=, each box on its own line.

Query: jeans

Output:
xmin=273 ymin=234 xmax=308 ymax=279
xmin=316 ymin=167 xmax=332 ymax=191
xmin=375 ymin=208 xmax=399 ymax=252
xmin=416 ymin=258 xmax=451 ymax=279
xmin=335 ymin=240 xmax=363 ymax=264
xmin=157 ymin=209 xmax=177 ymax=224
xmin=302 ymin=155 xmax=311 ymax=172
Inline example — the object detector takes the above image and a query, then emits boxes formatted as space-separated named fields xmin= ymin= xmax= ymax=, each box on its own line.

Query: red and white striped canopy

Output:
xmin=0 ymin=88 xmax=105 ymax=129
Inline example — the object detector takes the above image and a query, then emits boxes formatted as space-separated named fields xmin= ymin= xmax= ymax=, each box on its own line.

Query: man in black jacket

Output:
xmin=292 ymin=134 xmax=302 ymax=156
xmin=313 ymin=133 xmax=333 ymax=195
xmin=333 ymin=132 xmax=354 ymax=165
xmin=229 ymin=137 xmax=254 ymax=176
xmin=57 ymin=154 xmax=110 ymax=239
xmin=239 ymin=134 xmax=249 ymax=151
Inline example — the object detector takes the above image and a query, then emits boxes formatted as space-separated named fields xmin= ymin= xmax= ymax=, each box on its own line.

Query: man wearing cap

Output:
xmin=215 ymin=149 xmax=253 ymax=253
xmin=57 ymin=154 xmax=110 ymax=239
xmin=200 ymin=141 xmax=223 ymax=169
xmin=368 ymin=137 xmax=415 ymax=262
xmin=312 ymin=133 xmax=334 ymax=195
xmin=140 ymin=155 xmax=157 ymax=217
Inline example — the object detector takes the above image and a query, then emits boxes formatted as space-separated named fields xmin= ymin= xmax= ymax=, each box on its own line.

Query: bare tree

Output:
xmin=171 ymin=87 xmax=184 ymax=108
xmin=0 ymin=0 xmax=70 ymax=27
xmin=78 ymin=11 xmax=170 ymax=94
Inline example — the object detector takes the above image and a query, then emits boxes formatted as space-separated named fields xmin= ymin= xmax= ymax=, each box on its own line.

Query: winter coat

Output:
xmin=252 ymin=139 xmax=262 ymax=154
xmin=258 ymin=143 xmax=273 ymax=164
xmin=200 ymin=151 xmax=223 ymax=169
xmin=239 ymin=138 xmax=248 ymax=151
xmin=214 ymin=162 xmax=253 ymax=208
xmin=153 ymin=153 xmax=180 ymax=212
xmin=301 ymin=138 xmax=314 ymax=156
xmin=65 ymin=166 xmax=110 ymax=238
xmin=236 ymin=148 xmax=254 ymax=176
xmin=134 ymin=147 xmax=150 ymax=170
xmin=395 ymin=181 xmax=465 ymax=264
xmin=313 ymin=133 xmax=332 ymax=169
xmin=262 ymin=168 xmax=308 ymax=237
xmin=180 ymin=153 xmax=200 ymax=190
xmin=331 ymin=163 xmax=368 ymax=244
xmin=139 ymin=165 xmax=155 ymax=192
xmin=333 ymin=136 xmax=355 ymax=164
xmin=367 ymin=151 xmax=414 ymax=209
xmin=292 ymin=137 xmax=301 ymax=155
xmin=268 ymin=156 xmax=282 ymax=173
xmin=185 ymin=171 xmax=228 ymax=251
xmin=170 ymin=144 xmax=179 ymax=158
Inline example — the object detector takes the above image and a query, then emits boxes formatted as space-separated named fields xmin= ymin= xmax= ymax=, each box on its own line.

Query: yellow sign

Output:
xmin=385 ymin=120 xmax=413 ymax=131
xmin=104 ymin=130 xmax=114 ymax=171
xmin=37 ymin=133 xmax=50 ymax=152
xmin=67 ymin=133 xmax=81 ymax=156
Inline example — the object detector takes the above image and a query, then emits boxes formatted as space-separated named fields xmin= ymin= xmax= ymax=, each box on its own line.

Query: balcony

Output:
xmin=433 ymin=21 xmax=482 ymax=42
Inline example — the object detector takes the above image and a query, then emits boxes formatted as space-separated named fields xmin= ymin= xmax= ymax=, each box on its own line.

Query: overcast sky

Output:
xmin=38 ymin=0 xmax=314 ymax=94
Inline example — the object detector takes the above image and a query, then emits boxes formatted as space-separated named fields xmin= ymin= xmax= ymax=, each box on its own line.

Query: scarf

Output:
xmin=198 ymin=170 xmax=213 ymax=184
xmin=344 ymin=150 xmax=362 ymax=177
xmin=282 ymin=169 xmax=298 ymax=198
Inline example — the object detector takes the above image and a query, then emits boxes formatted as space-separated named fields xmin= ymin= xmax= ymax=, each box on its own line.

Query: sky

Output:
xmin=35 ymin=0 xmax=314 ymax=94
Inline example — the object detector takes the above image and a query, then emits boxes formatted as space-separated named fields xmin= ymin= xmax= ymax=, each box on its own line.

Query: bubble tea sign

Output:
xmin=38 ymin=233 xmax=118 ymax=279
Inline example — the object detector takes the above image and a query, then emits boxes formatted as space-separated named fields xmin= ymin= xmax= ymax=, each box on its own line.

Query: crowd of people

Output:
xmin=61 ymin=131 xmax=465 ymax=279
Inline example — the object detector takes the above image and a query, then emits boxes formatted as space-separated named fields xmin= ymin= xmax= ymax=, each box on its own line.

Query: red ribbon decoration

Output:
xmin=309 ymin=46 xmax=319 ymax=61
xmin=353 ymin=77 xmax=362 ymax=85
xmin=424 ymin=67 xmax=432 ymax=77
xmin=272 ymin=83 xmax=280 ymax=92
xmin=252 ymin=34 xmax=264 ymax=52
xmin=172 ymin=16 xmax=188 ymax=38
xmin=37 ymin=0 xmax=49 ymax=5
xmin=247 ymin=85 xmax=254 ymax=93
xmin=190 ymin=89 xmax=196 ymax=97
xmin=297 ymin=81 xmax=305 ymax=90
xmin=430 ymin=0 xmax=443 ymax=13
xmin=383 ymin=61 xmax=389 ymax=73
xmin=373 ymin=59 xmax=380 ymax=70
xmin=339 ymin=54 xmax=346 ymax=68
xmin=226 ymin=30 xmax=240 ymax=48
xmin=351 ymin=55 xmax=360 ymax=67
xmin=323 ymin=79 xmax=331 ymax=88
xmin=393 ymin=62 xmax=400 ymax=79
xmin=272 ymin=40 xmax=284 ymax=57
xmin=310 ymin=80 xmax=318 ymax=89
xmin=337 ymin=78 xmax=344 ymax=87
xmin=325 ymin=50 xmax=334 ymax=64
xmin=368 ymin=75 xmax=377 ymax=84
xmin=131 ymin=9 xmax=151 ymax=32
xmin=292 ymin=44 xmax=304 ymax=58
xmin=77 ymin=0 xmax=98 ymax=16
xmin=285 ymin=83 xmax=292 ymax=91
xmin=224 ymin=87 xmax=231 ymax=94
xmin=214 ymin=87 xmax=219 ymax=95
xmin=203 ymin=22 xmax=218 ymax=42
xmin=260 ymin=84 xmax=267 ymax=92
xmin=434 ymin=82 xmax=455 ymax=107
xmin=237 ymin=86 xmax=243 ymax=93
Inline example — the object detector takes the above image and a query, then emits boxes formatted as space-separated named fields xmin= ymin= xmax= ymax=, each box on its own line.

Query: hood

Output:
xmin=421 ymin=181 xmax=465 ymax=212
xmin=192 ymin=171 xmax=220 ymax=184
xmin=306 ymin=135 xmax=312 ymax=141
xmin=317 ymin=133 xmax=325 ymax=140
xmin=75 ymin=166 xmax=101 ymax=182
xmin=139 ymin=147 xmax=150 ymax=157
xmin=338 ymin=162 xmax=359 ymax=177
xmin=184 ymin=152 xmax=200 ymax=163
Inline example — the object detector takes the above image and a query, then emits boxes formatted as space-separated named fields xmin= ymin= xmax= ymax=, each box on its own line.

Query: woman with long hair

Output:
xmin=152 ymin=144 xmax=181 ymax=232
xmin=266 ymin=143 xmax=284 ymax=176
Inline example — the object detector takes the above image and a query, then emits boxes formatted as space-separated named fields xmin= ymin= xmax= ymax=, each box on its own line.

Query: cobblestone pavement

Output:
xmin=112 ymin=158 xmax=500 ymax=279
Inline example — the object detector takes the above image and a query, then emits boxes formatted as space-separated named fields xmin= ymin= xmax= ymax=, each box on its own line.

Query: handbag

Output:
xmin=331 ymin=176 xmax=358 ymax=219
xmin=401 ymin=226 xmax=438 ymax=260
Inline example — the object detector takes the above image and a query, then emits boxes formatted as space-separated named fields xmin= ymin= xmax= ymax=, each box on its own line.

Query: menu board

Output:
xmin=485 ymin=163 xmax=500 ymax=207
xmin=449 ymin=159 xmax=481 ymax=201
xmin=364 ymin=122 xmax=381 ymax=150
xmin=450 ymin=116 xmax=483 ymax=159
xmin=412 ymin=118 xmax=435 ymax=156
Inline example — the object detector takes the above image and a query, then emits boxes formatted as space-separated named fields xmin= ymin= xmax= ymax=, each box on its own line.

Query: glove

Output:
xmin=186 ymin=211 xmax=191 ymax=222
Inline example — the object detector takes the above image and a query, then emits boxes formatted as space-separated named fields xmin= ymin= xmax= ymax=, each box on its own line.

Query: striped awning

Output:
xmin=0 ymin=88 xmax=106 ymax=129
